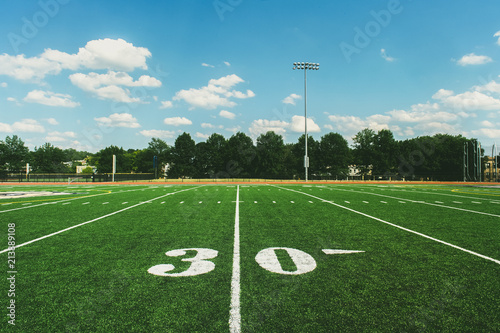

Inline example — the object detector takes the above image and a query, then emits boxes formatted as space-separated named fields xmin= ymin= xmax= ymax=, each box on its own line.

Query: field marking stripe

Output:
xmin=0 ymin=186 xmax=203 ymax=255
xmin=332 ymin=188 xmax=500 ymax=218
xmin=0 ymin=187 xmax=151 ymax=214
xmin=356 ymin=185 xmax=496 ymax=201
xmin=229 ymin=185 xmax=241 ymax=332
xmin=273 ymin=186 xmax=500 ymax=265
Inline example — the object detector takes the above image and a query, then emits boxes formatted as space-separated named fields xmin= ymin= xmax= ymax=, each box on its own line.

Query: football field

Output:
xmin=1 ymin=183 xmax=499 ymax=332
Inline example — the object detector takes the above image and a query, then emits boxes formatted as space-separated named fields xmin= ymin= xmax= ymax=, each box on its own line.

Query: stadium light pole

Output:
xmin=293 ymin=62 xmax=319 ymax=182
xmin=493 ymin=143 xmax=498 ymax=182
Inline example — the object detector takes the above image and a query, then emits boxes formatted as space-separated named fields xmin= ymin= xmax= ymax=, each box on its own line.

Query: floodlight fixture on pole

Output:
xmin=293 ymin=62 xmax=319 ymax=182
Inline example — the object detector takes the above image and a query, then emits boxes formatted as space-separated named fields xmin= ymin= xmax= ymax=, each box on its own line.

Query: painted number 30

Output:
xmin=148 ymin=247 xmax=363 ymax=277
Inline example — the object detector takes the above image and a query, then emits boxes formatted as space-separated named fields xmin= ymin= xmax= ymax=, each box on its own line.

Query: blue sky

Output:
xmin=1 ymin=0 xmax=500 ymax=153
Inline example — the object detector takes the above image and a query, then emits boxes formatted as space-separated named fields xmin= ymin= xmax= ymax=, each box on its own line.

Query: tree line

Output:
xmin=0 ymin=129 xmax=489 ymax=181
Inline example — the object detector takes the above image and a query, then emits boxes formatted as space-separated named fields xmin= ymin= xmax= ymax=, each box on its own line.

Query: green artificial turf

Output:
xmin=0 ymin=184 xmax=498 ymax=332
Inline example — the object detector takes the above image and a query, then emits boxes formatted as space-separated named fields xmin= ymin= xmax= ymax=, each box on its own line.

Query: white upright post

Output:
xmin=112 ymin=155 xmax=116 ymax=182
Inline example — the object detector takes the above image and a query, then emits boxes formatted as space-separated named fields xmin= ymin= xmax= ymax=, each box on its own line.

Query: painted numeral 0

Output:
xmin=255 ymin=247 xmax=317 ymax=275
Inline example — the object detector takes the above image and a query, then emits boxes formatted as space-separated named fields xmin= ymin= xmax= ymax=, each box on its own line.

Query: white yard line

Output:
xmin=0 ymin=186 xmax=203 ymax=254
xmin=273 ymin=185 xmax=500 ymax=265
xmin=332 ymin=188 xmax=500 ymax=218
xmin=229 ymin=185 xmax=241 ymax=333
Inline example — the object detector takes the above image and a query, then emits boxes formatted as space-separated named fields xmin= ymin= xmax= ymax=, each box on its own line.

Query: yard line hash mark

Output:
xmin=273 ymin=185 xmax=500 ymax=265
xmin=0 ymin=186 xmax=204 ymax=255
xmin=333 ymin=188 xmax=500 ymax=218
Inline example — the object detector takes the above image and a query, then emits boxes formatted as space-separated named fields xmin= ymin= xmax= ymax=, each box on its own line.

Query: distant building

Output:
xmin=484 ymin=156 xmax=499 ymax=182
xmin=76 ymin=165 xmax=97 ymax=174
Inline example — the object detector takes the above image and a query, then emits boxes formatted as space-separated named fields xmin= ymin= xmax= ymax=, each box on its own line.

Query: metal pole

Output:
xmin=112 ymin=154 xmax=116 ymax=182
xmin=492 ymin=144 xmax=495 ymax=183
xmin=478 ymin=142 xmax=482 ymax=182
xmin=293 ymin=62 xmax=319 ymax=182
xmin=463 ymin=142 xmax=466 ymax=182
xmin=304 ymin=68 xmax=308 ymax=182
xmin=466 ymin=141 xmax=469 ymax=181
xmin=495 ymin=143 xmax=498 ymax=182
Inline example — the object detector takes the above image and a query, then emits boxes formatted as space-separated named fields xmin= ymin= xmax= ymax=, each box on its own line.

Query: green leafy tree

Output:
xmin=169 ymin=132 xmax=196 ymax=178
xmin=398 ymin=134 xmax=469 ymax=181
xmin=194 ymin=142 xmax=209 ymax=178
xmin=148 ymin=138 xmax=171 ymax=172
xmin=63 ymin=148 xmax=90 ymax=162
xmin=32 ymin=143 xmax=68 ymax=173
xmin=372 ymin=129 xmax=398 ymax=176
xmin=282 ymin=143 xmax=298 ymax=179
xmin=204 ymin=133 xmax=227 ymax=178
xmin=319 ymin=132 xmax=351 ymax=178
xmin=94 ymin=146 xmax=132 ymax=173
xmin=255 ymin=131 xmax=286 ymax=178
xmin=226 ymin=132 xmax=256 ymax=178
xmin=293 ymin=134 xmax=320 ymax=179
xmin=133 ymin=149 xmax=155 ymax=173
xmin=81 ymin=166 xmax=94 ymax=174
xmin=352 ymin=128 xmax=376 ymax=176
xmin=0 ymin=135 xmax=30 ymax=173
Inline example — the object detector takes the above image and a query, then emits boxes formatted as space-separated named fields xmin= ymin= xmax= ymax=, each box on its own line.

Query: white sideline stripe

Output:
xmin=229 ymin=185 xmax=241 ymax=332
xmin=333 ymin=188 xmax=500 ymax=218
xmin=355 ymin=186 xmax=495 ymax=202
xmin=273 ymin=186 xmax=500 ymax=265
xmin=0 ymin=186 xmax=203 ymax=255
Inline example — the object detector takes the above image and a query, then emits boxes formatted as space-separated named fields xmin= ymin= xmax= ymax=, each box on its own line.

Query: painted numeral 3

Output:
xmin=148 ymin=248 xmax=218 ymax=277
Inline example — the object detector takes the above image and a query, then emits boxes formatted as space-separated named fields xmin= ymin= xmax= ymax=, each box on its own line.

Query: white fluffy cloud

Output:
xmin=471 ymin=128 xmax=500 ymax=138
xmin=474 ymin=80 xmax=500 ymax=94
xmin=432 ymin=89 xmax=500 ymax=111
xmin=0 ymin=38 xmax=152 ymax=82
xmin=94 ymin=113 xmax=140 ymax=128
xmin=46 ymin=118 xmax=59 ymax=125
xmin=219 ymin=110 xmax=236 ymax=119
xmin=249 ymin=116 xmax=320 ymax=138
xmin=45 ymin=131 xmax=77 ymax=142
xmin=0 ymin=119 xmax=45 ymax=133
xmin=163 ymin=117 xmax=192 ymax=126
xmin=456 ymin=53 xmax=493 ymax=66
xmin=326 ymin=79 xmax=500 ymax=142
xmin=0 ymin=54 xmax=63 ymax=82
xmin=225 ymin=126 xmax=241 ymax=133
xmin=42 ymin=38 xmax=151 ymax=72
xmin=160 ymin=100 xmax=173 ymax=109
xmin=282 ymin=93 xmax=301 ymax=105
xmin=173 ymin=74 xmax=255 ymax=110
xmin=23 ymin=90 xmax=80 ymax=107
xmin=380 ymin=48 xmax=396 ymax=62
xmin=289 ymin=115 xmax=321 ymax=133
xmin=1 ymin=82 xmax=7 ymax=88
xmin=139 ymin=129 xmax=176 ymax=139
xmin=494 ymin=31 xmax=500 ymax=45
xmin=69 ymin=71 xmax=161 ymax=103
xmin=196 ymin=132 xmax=211 ymax=140
xmin=249 ymin=119 xmax=289 ymax=137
